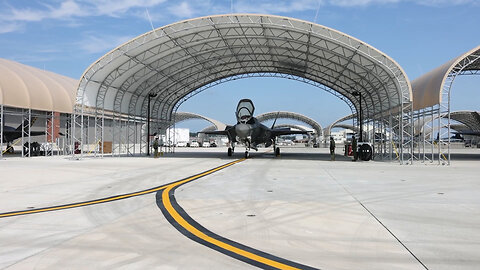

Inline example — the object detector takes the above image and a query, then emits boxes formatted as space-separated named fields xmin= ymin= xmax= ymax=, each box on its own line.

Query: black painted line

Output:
xmin=156 ymin=162 xmax=320 ymax=270
xmin=0 ymin=160 xmax=243 ymax=219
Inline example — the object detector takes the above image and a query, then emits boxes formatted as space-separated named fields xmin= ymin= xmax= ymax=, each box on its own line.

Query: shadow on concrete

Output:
xmin=136 ymin=148 xmax=356 ymax=162
xmin=448 ymin=153 xmax=480 ymax=161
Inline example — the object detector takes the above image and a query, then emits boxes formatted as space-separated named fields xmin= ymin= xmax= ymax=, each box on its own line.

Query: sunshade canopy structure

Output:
xmin=275 ymin=124 xmax=312 ymax=132
xmin=76 ymin=14 xmax=411 ymax=123
xmin=450 ymin=111 xmax=480 ymax=132
xmin=413 ymin=111 xmax=480 ymax=136
xmin=324 ymin=113 xmax=356 ymax=137
xmin=72 ymin=14 xmax=414 ymax=162
xmin=411 ymin=45 xmax=480 ymax=164
xmin=450 ymin=124 xmax=470 ymax=133
xmin=332 ymin=124 xmax=359 ymax=133
xmin=412 ymin=46 xmax=480 ymax=111
xmin=171 ymin=112 xmax=226 ymax=131
xmin=256 ymin=111 xmax=323 ymax=137
xmin=0 ymin=58 xmax=77 ymax=114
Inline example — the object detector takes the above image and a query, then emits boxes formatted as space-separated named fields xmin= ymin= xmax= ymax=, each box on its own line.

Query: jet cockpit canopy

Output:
xmin=236 ymin=99 xmax=255 ymax=124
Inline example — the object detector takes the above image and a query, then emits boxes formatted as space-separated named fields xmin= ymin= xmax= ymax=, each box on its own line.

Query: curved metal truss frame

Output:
xmin=254 ymin=109 xmax=324 ymax=138
xmin=274 ymin=124 xmax=310 ymax=132
xmin=167 ymin=112 xmax=226 ymax=131
xmin=173 ymin=72 xmax=357 ymax=114
xmin=71 ymin=14 xmax=413 ymax=163
xmin=413 ymin=48 xmax=480 ymax=165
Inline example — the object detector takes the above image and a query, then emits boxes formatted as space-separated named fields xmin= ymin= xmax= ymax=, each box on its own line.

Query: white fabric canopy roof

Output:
xmin=76 ymin=14 xmax=412 ymax=123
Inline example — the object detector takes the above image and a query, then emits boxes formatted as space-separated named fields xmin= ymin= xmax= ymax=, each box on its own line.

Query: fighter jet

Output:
xmin=202 ymin=99 xmax=308 ymax=158
xmin=453 ymin=130 xmax=480 ymax=137
xmin=2 ymin=117 xmax=44 ymax=153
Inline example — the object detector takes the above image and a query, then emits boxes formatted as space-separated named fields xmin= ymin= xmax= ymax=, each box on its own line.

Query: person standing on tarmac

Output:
xmin=329 ymin=136 xmax=336 ymax=161
xmin=153 ymin=137 xmax=159 ymax=158
xmin=352 ymin=135 xmax=358 ymax=161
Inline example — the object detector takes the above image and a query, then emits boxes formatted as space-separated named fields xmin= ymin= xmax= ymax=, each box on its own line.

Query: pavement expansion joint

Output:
xmin=323 ymin=168 xmax=430 ymax=270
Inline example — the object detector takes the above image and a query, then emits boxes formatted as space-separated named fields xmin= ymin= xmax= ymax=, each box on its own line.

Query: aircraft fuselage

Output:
xmin=234 ymin=118 xmax=274 ymax=149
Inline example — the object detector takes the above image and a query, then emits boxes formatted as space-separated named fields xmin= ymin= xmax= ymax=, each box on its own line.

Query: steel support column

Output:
xmin=45 ymin=111 xmax=54 ymax=156
xmin=94 ymin=110 xmax=104 ymax=158
xmin=21 ymin=109 xmax=32 ymax=158
xmin=0 ymin=104 xmax=3 ymax=159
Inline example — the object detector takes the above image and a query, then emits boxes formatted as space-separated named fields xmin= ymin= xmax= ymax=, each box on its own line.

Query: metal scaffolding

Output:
xmin=412 ymin=45 xmax=480 ymax=165
xmin=0 ymin=104 xmax=3 ymax=159
xmin=0 ymin=107 xmax=71 ymax=157
xmin=72 ymin=14 xmax=413 ymax=162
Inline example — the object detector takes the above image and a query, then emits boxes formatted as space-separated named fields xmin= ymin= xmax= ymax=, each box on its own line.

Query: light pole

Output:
xmin=147 ymin=92 xmax=157 ymax=156
xmin=351 ymin=91 xmax=363 ymax=142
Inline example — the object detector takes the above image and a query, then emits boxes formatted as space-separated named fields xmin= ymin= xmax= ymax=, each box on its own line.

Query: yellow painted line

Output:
xmin=0 ymin=184 xmax=168 ymax=218
xmin=2 ymin=156 xmax=304 ymax=269
xmin=160 ymin=159 xmax=302 ymax=270
xmin=0 ymin=159 xmax=244 ymax=219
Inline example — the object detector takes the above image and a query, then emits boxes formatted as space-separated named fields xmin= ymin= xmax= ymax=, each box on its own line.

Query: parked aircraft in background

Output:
xmin=202 ymin=99 xmax=308 ymax=158
xmin=454 ymin=130 xmax=480 ymax=137
xmin=2 ymin=117 xmax=44 ymax=153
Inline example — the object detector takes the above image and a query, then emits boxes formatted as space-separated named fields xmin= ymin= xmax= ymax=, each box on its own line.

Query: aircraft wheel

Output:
xmin=244 ymin=151 xmax=249 ymax=159
xmin=227 ymin=147 xmax=232 ymax=156
xmin=275 ymin=147 xmax=280 ymax=157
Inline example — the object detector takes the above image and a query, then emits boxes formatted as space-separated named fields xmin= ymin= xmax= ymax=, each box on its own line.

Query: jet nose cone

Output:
xmin=235 ymin=123 xmax=250 ymax=139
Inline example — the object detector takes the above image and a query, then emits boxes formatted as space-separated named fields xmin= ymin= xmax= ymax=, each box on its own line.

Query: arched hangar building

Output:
xmin=0 ymin=58 xmax=77 ymax=157
xmin=72 ymin=14 xmax=414 ymax=163
xmin=2 ymin=14 xmax=477 ymax=163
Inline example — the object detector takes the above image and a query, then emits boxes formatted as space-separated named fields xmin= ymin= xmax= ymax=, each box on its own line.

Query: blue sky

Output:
xmin=0 ymin=0 xmax=479 ymax=131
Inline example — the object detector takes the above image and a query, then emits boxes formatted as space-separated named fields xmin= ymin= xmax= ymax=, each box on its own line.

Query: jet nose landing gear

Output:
xmin=227 ymin=147 xmax=233 ymax=156
xmin=244 ymin=151 xmax=250 ymax=159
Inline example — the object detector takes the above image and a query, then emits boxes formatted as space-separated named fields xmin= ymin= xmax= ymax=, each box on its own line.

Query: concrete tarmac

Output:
xmin=1 ymin=147 xmax=479 ymax=269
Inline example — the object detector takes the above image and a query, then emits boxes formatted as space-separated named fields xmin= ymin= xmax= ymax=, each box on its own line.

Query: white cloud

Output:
xmin=49 ymin=0 xmax=88 ymax=18
xmin=233 ymin=0 xmax=476 ymax=13
xmin=0 ymin=0 xmax=477 ymax=35
xmin=0 ymin=0 xmax=167 ymax=23
xmin=87 ymin=0 xmax=167 ymax=17
xmin=0 ymin=22 xmax=23 ymax=34
xmin=167 ymin=2 xmax=195 ymax=18
xmin=234 ymin=0 xmax=320 ymax=14
xmin=415 ymin=0 xmax=476 ymax=6
xmin=7 ymin=8 xmax=46 ymax=22
xmin=3 ymin=0 xmax=88 ymax=22
xmin=331 ymin=0 xmax=401 ymax=7
xmin=78 ymin=34 xmax=134 ymax=54
xmin=330 ymin=0 xmax=477 ymax=7
xmin=0 ymin=0 xmax=169 ymax=34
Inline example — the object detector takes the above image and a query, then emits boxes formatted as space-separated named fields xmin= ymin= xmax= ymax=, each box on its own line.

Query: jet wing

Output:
xmin=453 ymin=130 xmax=480 ymax=136
xmin=30 ymin=131 xmax=46 ymax=137
xmin=202 ymin=130 xmax=230 ymax=136
xmin=271 ymin=127 xmax=309 ymax=137
xmin=200 ymin=125 xmax=240 ymax=142
xmin=201 ymin=125 xmax=234 ymax=136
